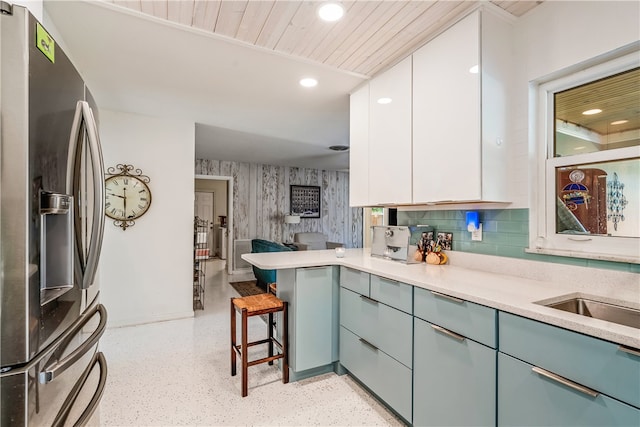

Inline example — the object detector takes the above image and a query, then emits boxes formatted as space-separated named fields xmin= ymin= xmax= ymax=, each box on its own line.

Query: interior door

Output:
xmin=194 ymin=192 xmax=214 ymax=255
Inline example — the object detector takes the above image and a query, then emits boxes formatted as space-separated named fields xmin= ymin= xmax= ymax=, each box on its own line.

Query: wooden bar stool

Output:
xmin=230 ymin=293 xmax=289 ymax=397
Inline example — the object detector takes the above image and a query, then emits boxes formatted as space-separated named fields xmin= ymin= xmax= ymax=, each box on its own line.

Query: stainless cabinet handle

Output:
xmin=619 ymin=345 xmax=640 ymax=357
xmin=431 ymin=324 xmax=465 ymax=342
xmin=531 ymin=366 xmax=599 ymax=398
xmin=360 ymin=294 xmax=379 ymax=304
xmin=359 ymin=338 xmax=378 ymax=351
xmin=431 ymin=291 xmax=464 ymax=304
xmin=301 ymin=266 xmax=327 ymax=270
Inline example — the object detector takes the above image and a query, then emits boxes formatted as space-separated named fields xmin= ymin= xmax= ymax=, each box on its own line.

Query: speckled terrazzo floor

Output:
xmin=96 ymin=259 xmax=404 ymax=426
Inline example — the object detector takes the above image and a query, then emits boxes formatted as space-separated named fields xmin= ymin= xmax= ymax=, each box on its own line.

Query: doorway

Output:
xmin=194 ymin=191 xmax=215 ymax=257
xmin=195 ymin=175 xmax=233 ymax=275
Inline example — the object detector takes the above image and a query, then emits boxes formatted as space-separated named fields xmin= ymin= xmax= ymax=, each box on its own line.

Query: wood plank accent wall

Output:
xmin=195 ymin=159 xmax=363 ymax=248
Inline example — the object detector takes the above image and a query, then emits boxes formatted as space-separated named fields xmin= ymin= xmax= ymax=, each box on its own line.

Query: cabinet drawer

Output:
xmin=498 ymin=352 xmax=640 ymax=426
xmin=414 ymin=317 xmax=496 ymax=426
xmin=340 ymin=326 xmax=412 ymax=422
xmin=339 ymin=266 xmax=369 ymax=295
xmin=499 ymin=312 xmax=640 ymax=408
xmin=414 ymin=287 xmax=496 ymax=348
xmin=370 ymin=274 xmax=412 ymax=314
xmin=340 ymin=288 xmax=413 ymax=367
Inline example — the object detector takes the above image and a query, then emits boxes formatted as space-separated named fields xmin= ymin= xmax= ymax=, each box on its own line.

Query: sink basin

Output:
xmin=545 ymin=297 xmax=640 ymax=329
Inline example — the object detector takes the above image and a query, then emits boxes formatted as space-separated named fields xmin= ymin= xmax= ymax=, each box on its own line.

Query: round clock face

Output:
xmin=104 ymin=175 xmax=152 ymax=220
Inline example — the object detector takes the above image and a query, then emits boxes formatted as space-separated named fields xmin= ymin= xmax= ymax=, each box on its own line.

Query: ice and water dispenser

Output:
xmin=40 ymin=192 xmax=74 ymax=304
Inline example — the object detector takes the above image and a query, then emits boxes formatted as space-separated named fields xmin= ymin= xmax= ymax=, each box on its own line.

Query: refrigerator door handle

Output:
xmin=39 ymin=304 xmax=107 ymax=384
xmin=82 ymin=102 xmax=105 ymax=290
xmin=67 ymin=100 xmax=105 ymax=289
xmin=52 ymin=351 xmax=107 ymax=427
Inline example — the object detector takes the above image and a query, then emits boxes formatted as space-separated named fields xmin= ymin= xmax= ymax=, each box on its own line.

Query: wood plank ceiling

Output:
xmin=555 ymin=67 xmax=640 ymax=137
xmin=106 ymin=0 xmax=543 ymax=77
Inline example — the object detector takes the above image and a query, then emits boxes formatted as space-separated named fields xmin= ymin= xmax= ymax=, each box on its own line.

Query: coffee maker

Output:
xmin=370 ymin=225 xmax=434 ymax=263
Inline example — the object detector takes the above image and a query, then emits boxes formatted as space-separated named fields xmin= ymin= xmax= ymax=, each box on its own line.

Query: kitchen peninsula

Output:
xmin=243 ymin=248 xmax=640 ymax=426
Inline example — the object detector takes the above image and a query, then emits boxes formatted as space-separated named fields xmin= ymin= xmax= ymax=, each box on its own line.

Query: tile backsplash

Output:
xmin=398 ymin=209 xmax=639 ymax=273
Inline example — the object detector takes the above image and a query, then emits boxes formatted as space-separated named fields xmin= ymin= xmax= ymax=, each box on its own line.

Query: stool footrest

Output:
xmin=232 ymin=338 xmax=284 ymax=358
xmin=247 ymin=353 xmax=283 ymax=367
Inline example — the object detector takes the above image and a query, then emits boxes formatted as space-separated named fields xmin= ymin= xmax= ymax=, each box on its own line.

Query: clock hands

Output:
xmin=107 ymin=192 xmax=125 ymax=199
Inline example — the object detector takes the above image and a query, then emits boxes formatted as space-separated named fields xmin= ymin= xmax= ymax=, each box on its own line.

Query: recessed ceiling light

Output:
xmin=318 ymin=2 xmax=344 ymax=22
xmin=469 ymin=65 xmax=479 ymax=74
xmin=611 ymin=119 xmax=629 ymax=125
xmin=582 ymin=108 xmax=602 ymax=115
xmin=377 ymin=97 xmax=392 ymax=104
xmin=299 ymin=78 xmax=318 ymax=88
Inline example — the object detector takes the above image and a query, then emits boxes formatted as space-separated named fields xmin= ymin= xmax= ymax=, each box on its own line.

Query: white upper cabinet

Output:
xmin=368 ymin=56 xmax=413 ymax=205
xmin=348 ymin=8 xmax=511 ymax=207
xmin=412 ymin=9 xmax=511 ymax=203
xmin=349 ymin=83 xmax=370 ymax=207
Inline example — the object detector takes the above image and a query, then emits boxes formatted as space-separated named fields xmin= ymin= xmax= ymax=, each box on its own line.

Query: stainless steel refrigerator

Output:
xmin=1 ymin=3 xmax=108 ymax=425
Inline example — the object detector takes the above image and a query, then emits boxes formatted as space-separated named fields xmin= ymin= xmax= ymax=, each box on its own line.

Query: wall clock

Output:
xmin=105 ymin=164 xmax=152 ymax=230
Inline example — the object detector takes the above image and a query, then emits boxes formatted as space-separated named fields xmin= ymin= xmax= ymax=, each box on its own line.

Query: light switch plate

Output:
xmin=471 ymin=224 xmax=483 ymax=241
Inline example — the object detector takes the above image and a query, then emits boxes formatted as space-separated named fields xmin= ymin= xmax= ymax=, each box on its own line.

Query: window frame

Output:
xmin=528 ymin=49 xmax=640 ymax=264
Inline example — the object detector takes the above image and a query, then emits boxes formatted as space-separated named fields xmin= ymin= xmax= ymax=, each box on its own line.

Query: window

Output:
xmin=530 ymin=49 xmax=640 ymax=263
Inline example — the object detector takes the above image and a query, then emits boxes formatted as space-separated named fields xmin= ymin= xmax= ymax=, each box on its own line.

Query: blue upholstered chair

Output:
xmin=250 ymin=239 xmax=296 ymax=291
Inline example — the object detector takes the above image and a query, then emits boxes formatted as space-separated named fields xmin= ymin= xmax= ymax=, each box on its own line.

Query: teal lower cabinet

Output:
xmin=498 ymin=352 xmax=640 ymax=426
xmin=413 ymin=317 xmax=496 ymax=426
xmin=339 ymin=326 xmax=412 ymax=422
xmin=277 ymin=266 xmax=339 ymax=379
xmin=340 ymin=287 xmax=413 ymax=367
xmin=498 ymin=312 xmax=640 ymax=426
xmin=499 ymin=312 xmax=640 ymax=409
xmin=338 ymin=274 xmax=413 ymax=423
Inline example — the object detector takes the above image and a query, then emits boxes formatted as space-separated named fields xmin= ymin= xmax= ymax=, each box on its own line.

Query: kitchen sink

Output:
xmin=544 ymin=297 xmax=640 ymax=329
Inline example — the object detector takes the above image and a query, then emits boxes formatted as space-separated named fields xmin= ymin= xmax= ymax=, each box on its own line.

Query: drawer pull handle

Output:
xmin=431 ymin=324 xmax=465 ymax=342
xmin=531 ymin=367 xmax=599 ymax=398
xmin=360 ymin=295 xmax=379 ymax=304
xmin=431 ymin=291 xmax=464 ymax=304
xmin=359 ymin=338 xmax=378 ymax=351
xmin=301 ymin=266 xmax=327 ymax=270
xmin=619 ymin=345 xmax=640 ymax=357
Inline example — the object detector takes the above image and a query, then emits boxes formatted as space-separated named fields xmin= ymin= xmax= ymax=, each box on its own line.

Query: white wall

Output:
xmin=505 ymin=0 xmax=640 ymax=208
xmin=99 ymin=109 xmax=195 ymax=327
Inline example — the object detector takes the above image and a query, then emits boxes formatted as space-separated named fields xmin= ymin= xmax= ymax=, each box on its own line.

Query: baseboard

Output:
xmin=229 ymin=269 xmax=255 ymax=282
xmin=106 ymin=310 xmax=195 ymax=329
xmin=287 ymin=363 xmax=337 ymax=382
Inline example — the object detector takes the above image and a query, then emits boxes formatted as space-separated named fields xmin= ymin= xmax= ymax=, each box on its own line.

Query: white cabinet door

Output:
xmin=349 ymin=83 xmax=370 ymax=207
xmin=413 ymin=12 xmax=481 ymax=203
xmin=368 ymin=56 xmax=412 ymax=205
xmin=478 ymin=9 xmax=511 ymax=203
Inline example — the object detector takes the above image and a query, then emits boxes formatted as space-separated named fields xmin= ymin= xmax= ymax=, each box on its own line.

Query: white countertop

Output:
xmin=243 ymin=248 xmax=640 ymax=349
